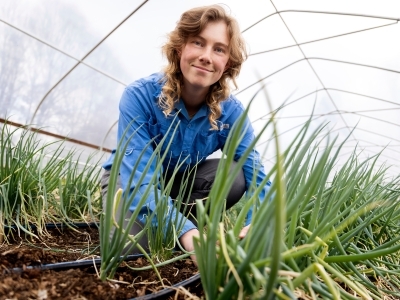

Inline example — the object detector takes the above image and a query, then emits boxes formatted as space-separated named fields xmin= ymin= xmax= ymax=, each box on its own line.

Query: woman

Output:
xmin=101 ymin=4 xmax=270 ymax=260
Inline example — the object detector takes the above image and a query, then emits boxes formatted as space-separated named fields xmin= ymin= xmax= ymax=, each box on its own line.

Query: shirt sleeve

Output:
xmin=228 ymin=102 xmax=271 ymax=226
xmin=117 ymin=84 xmax=196 ymax=238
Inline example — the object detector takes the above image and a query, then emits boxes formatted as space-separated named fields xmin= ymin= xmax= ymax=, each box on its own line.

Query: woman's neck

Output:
xmin=181 ymin=85 xmax=208 ymax=117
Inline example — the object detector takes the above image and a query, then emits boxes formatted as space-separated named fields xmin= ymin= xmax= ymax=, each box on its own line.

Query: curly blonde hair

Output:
xmin=161 ymin=4 xmax=247 ymax=129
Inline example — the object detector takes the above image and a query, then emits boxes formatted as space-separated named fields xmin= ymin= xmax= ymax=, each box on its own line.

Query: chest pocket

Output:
xmin=148 ymin=119 xmax=182 ymax=156
xmin=193 ymin=130 xmax=220 ymax=160
xmin=217 ymin=129 xmax=229 ymax=144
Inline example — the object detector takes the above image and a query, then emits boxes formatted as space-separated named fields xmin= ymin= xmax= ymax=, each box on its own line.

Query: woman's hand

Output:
xmin=238 ymin=224 xmax=250 ymax=239
xmin=179 ymin=228 xmax=200 ymax=265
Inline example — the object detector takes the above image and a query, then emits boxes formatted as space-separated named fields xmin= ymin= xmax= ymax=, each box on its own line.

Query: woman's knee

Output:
xmin=226 ymin=161 xmax=246 ymax=208
xmin=192 ymin=159 xmax=245 ymax=209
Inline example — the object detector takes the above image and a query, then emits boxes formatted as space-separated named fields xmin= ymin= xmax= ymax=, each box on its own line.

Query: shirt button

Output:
xmin=188 ymin=124 xmax=191 ymax=128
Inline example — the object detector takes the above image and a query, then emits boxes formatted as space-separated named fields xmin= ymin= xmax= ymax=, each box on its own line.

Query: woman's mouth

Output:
xmin=192 ymin=65 xmax=212 ymax=72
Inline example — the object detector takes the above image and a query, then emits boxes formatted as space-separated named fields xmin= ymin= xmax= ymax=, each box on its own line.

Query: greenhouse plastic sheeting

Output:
xmin=0 ymin=0 xmax=399 ymax=177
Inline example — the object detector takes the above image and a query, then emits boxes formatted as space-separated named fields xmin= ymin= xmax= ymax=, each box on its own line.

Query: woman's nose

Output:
xmin=199 ymin=48 xmax=212 ymax=63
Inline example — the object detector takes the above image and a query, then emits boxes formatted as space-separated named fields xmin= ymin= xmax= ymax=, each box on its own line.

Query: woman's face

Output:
xmin=179 ymin=21 xmax=230 ymax=94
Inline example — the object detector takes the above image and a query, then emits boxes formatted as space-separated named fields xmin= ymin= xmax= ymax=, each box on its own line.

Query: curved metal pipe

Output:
xmin=243 ymin=9 xmax=400 ymax=33
xmin=28 ymin=0 xmax=148 ymax=125
xmin=248 ymin=21 xmax=398 ymax=56
xmin=237 ymin=57 xmax=400 ymax=99
xmin=100 ymin=120 xmax=118 ymax=151
xmin=251 ymin=87 xmax=400 ymax=126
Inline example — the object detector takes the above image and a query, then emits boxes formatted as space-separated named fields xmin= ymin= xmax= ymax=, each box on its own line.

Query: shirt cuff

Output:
xmin=178 ymin=219 xmax=197 ymax=238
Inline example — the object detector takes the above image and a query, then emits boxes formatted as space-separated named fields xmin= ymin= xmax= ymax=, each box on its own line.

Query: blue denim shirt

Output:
xmin=103 ymin=72 xmax=271 ymax=237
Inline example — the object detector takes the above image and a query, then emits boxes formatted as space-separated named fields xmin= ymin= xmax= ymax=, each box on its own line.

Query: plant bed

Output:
xmin=1 ymin=224 xmax=101 ymax=268
xmin=1 ymin=256 xmax=201 ymax=300
xmin=0 ymin=223 xmax=202 ymax=299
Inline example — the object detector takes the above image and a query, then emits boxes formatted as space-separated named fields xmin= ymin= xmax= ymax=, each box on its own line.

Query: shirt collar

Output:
xmin=174 ymin=99 xmax=209 ymax=120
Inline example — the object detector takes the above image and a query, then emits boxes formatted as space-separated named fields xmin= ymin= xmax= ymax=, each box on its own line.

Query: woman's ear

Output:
xmin=176 ymin=48 xmax=182 ymax=57
xmin=224 ymin=62 xmax=230 ymax=72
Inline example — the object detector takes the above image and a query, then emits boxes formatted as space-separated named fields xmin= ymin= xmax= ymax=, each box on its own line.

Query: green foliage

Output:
xmin=99 ymin=116 xmax=195 ymax=280
xmin=96 ymin=89 xmax=400 ymax=298
xmin=193 ymin=91 xmax=400 ymax=299
xmin=55 ymin=152 xmax=102 ymax=221
xmin=0 ymin=119 xmax=101 ymax=240
xmin=2 ymin=98 xmax=397 ymax=298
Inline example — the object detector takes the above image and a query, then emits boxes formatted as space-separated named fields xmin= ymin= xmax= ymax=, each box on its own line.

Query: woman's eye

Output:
xmin=193 ymin=40 xmax=202 ymax=46
xmin=215 ymin=47 xmax=225 ymax=53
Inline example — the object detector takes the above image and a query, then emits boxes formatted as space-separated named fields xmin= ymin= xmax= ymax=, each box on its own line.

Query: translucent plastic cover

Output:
xmin=1 ymin=0 xmax=399 ymax=177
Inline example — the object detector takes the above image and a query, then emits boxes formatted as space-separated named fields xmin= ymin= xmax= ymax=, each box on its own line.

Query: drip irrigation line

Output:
xmin=130 ymin=274 xmax=201 ymax=300
xmin=249 ymin=21 xmax=398 ymax=56
xmin=7 ymin=254 xmax=142 ymax=274
xmin=29 ymin=0 xmax=148 ymax=125
xmin=4 ymin=222 xmax=99 ymax=232
xmin=6 ymin=252 xmax=201 ymax=300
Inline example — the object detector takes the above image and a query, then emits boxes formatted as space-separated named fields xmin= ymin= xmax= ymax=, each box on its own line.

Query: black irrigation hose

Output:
xmin=131 ymin=273 xmax=201 ymax=300
xmin=4 ymin=222 xmax=202 ymax=298
xmin=7 ymin=254 xmax=143 ymax=274
xmin=4 ymin=222 xmax=99 ymax=233
xmin=6 ymin=253 xmax=201 ymax=300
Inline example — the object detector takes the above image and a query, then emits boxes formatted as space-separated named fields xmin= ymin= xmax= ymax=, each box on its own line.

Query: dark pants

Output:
xmin=100 ymin=158 xmax=246 ymax=252
xmin=164 ymin=159 xmax=246 ymax=224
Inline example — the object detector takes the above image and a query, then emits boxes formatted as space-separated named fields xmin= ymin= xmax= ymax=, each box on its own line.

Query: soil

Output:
xmin=0 ymin=225 xmax=202 ymax=300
